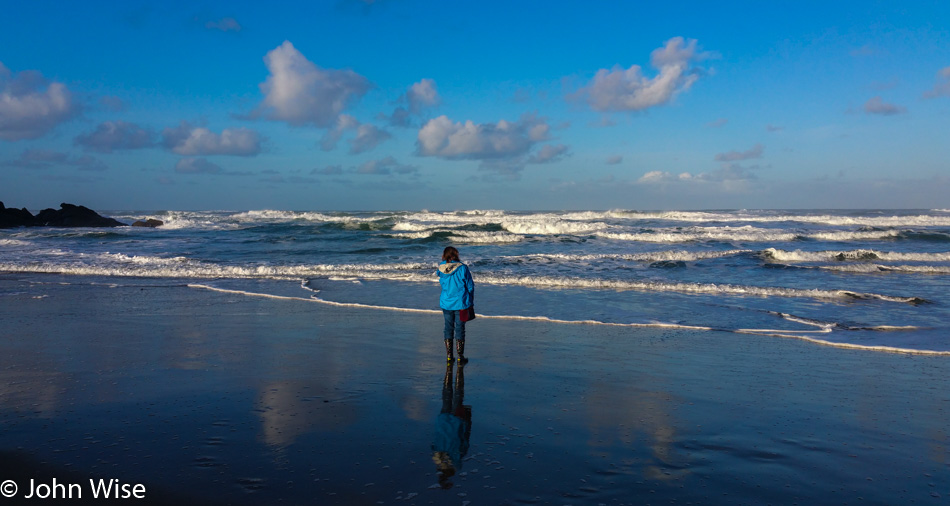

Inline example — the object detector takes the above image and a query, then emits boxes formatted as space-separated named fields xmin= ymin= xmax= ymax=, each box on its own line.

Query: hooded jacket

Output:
xmin=437 ymin=261 xmax=475 ymax=310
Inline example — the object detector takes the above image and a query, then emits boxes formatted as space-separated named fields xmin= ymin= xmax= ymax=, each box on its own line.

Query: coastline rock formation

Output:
xmin=0 ymin=202 xmax=36 ymax=229
xmin=132 ymin=218 xmax=164 ymax=228
xmin=0 ymin=202 xmax=127 ymax=228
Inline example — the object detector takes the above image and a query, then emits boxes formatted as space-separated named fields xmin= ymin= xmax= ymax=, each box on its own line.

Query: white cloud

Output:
xmin=572 ymin=37 xmax=711 ymax=112
xmin=863 ymin=96 xmax=905 ymax=115
xmin=638 ymin=170 xmax=677 ymax=183
xmin=714 ymin=143 xmax=763 ymax=162
xmin=416 ymin=113 xmax=561 ymax=177
xmin=354 ymin=156 xmax=418 ymax=175
xmin=387 ymin=107 xmax=411 ymax=128
xmin=175 ymin=157 xmax=222 ymax=174
xmin=416 ymin=113 xmax=549 ymax=160
xmin=2 ymin=148 xmax=67 ymax=169
xmin=162 ymin=121 xmax=262 ymax=156
xmin=407 ymin=78 xmax=440 ymax=111
xmin=75 ymin=121 xmax=155 ymax=153
xmin=388 ymin=78 xmax=441 ymax=127
xmin=319 ymin=114 xmax=360 ymax=151
xmin=638 ymin=164 xmax=758 ymax=184
xmin=528 ymin=144 xmax=569 ymax=164
xmin=923 ymin=66 xmax=950 ymax=99
xmin=206 ymin=17 xmax=242 ymax=32
xmin=706 ymin=164 xmax=760 ymax=181
xmin=0 ymin=62 xmax=80 ymax=140
xmin=251 ymin=41 xmax=372 ymax=127
xmin=72 ymin=154 xmax=108 ymax=171
xmin=350 ymin=123 xmax=392 ymax=154
xmin=319 ymin=114 xmax=391 ymax=153
xmin=3 ymin=149 xmax=106 ymax=171
xmin=638 ymin=170 xmax=703 ymax=183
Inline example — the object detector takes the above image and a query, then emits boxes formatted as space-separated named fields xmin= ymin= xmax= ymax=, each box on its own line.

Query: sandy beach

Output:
xmin=6 ymin=0 xmax=950 ymax=502
xmin=1 ymin=272 xmax=948 ymax=505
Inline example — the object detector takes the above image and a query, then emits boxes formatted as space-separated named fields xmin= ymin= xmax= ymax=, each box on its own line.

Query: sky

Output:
xmin=1 ymin=0 xmax=949 ymax=211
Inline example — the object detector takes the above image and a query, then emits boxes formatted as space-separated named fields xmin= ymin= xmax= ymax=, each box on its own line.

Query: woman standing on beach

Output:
xmin=437 ymin=246 xmax=475 ymax=362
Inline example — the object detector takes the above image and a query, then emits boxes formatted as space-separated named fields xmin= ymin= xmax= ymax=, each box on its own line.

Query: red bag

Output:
xmin=460 ymin=306 xmax=476 ymax=322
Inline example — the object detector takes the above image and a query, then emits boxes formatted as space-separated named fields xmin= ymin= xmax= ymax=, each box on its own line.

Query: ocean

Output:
xmin=2 ymin=208 xmax=950 ymax=354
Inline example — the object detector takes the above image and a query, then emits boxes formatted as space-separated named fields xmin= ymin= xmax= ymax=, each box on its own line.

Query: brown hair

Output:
xmin=442 ymin=246 xmax=460 ymax=262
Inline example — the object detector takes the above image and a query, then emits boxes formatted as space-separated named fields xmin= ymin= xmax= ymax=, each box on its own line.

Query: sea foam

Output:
xmin=186 ymin=283 xmax=950 ymax=355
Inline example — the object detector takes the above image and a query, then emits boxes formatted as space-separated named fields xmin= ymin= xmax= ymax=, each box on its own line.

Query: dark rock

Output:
xmin=132 ymin=218 xmax=164 ymax=228
xmin=1 ymin=202 xmax=127 ymax=228
xmin=0 ymin=201 xmax=39 ymax=228
xmin=34 ymin=203 xmax=127 ymax=227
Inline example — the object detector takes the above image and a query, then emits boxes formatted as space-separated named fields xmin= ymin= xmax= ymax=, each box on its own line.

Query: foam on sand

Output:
xmin=186 ymin=283 xmax=950 ymax=355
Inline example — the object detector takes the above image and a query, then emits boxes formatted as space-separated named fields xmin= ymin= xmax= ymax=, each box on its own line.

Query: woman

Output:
xmin=437 ymin=246 xmax=475 ymax=362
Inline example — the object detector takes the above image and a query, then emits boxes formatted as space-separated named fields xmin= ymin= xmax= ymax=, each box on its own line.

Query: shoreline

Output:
xmin=192 ymin=281 xmax=950 ymax=356
xmin=1 ymin=273 xmax=949 ymax=504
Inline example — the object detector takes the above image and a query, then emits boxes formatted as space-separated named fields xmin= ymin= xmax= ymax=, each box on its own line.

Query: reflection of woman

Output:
xmin=437 ymin=246 xmax=475 ymax=362
xmin=431 ymin=363 xmax=472 ymax=489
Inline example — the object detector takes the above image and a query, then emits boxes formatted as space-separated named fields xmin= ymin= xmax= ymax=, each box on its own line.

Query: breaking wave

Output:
xmin=0 ymin=239 xmax=32 ymax=247
xmin=761 ymin=248 xmax=950 ymax=263
xmin=610 ymin=210 xmax=950 ymax=227
xmin=495 ymin=250 xmax=753 ymax=263
xmin=387 ymin=230 xmax=523 ymax=243
xmin=596 ymin=228 xmax=922 ymax=243
xmin=596 ymin=227 xmax=797 ymax=243
xmin=6 ymin=208 xmax=948 ymax=355
xmin=0 ymin=252 xmax=927 ymax=304
xmin=818 ymin=264 xmax=950 ymax=274
xmin=88 ymin=209 xmax=950 ymax=235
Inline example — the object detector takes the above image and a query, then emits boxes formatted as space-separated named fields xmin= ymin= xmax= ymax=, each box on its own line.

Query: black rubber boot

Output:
xmin=445 ymin=339 xmax=454 ymax=362
xmin=456 ymin=340 xmax=468 ymax=363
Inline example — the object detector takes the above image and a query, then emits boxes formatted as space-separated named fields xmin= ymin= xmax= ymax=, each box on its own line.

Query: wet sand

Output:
xmin=1 ymin=273 xmax=948 ymax=505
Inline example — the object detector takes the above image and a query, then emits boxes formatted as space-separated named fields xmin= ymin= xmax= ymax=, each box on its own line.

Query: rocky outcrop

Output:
xmin=132 ymin=218 xmax=164 ymax=228
xmin=0 ymin=202 xmax=38 ymax=228
xmin=0 ymin=202 xmax=127 ymax=228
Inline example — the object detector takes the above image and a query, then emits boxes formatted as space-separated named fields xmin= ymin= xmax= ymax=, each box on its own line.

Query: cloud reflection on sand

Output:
xmin=256 ymin=380 xmax=361 ymax=447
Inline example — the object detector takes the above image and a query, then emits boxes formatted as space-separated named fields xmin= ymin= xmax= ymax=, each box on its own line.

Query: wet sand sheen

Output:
xmin=0 ymin=274 xmax=948 ymax=504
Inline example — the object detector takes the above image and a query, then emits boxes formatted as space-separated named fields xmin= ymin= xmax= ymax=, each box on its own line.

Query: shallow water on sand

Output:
xmin=1 ymin=276 xmax=948 ymax=504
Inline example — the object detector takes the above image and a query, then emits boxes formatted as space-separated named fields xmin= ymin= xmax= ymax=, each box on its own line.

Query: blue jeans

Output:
xmin=443 ymin=309 xmax=465 ymax=342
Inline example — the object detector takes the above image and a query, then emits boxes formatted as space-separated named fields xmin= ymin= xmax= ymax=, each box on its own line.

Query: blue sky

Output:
xmin=2 ymin=0 xmax=949 ymax=210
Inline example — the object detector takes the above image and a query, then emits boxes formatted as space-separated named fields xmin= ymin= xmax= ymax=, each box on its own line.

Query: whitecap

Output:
xmin=627 ymin=211 xmax=950 ymax=227
xmin=762 ymin=248 xmax=950 ymax=264
xmin=497 ymin=250 xmax=753 ymax=263
xmin=597 ymin=226 xmax=797 ymax=243
xmin=500 ymin=219 xmax=607 ymax=235
xmin=0 ymin=239 xmax=32 ymax=247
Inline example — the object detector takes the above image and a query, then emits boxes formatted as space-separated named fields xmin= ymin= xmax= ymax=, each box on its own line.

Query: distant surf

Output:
xmin=4 ymin=209 xmax=949 ymax=353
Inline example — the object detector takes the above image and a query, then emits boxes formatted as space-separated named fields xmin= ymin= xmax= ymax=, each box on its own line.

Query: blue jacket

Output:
xmin=437 ymin=261 xmax=475 ymax=310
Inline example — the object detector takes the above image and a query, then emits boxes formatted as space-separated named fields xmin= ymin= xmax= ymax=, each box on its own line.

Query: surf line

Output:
xmin=186 ymin=284 xmax=950 ymax=356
